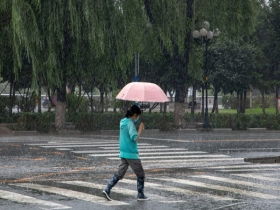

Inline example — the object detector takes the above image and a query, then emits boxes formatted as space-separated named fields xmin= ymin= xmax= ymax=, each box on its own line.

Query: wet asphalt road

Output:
xmin=0 ymin=131 xmax=280 ymax=210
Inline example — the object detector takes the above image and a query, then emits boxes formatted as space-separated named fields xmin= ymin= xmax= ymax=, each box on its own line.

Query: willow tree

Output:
xmin=1 ymin=0 xmax=146 ymax=130
xmin=143 ymin=0 xmax=258 ymax=127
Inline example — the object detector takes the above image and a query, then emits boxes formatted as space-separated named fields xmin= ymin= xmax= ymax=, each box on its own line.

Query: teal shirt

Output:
xmin=119 ymin=118 xmax=139 ymax=159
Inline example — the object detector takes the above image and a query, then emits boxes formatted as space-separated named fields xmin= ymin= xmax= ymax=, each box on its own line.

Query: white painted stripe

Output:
xmin=100 ymin=146 xmax=169 ymax=149
xmin=88 ymin=151 xmax=207 ymax=157
xmin=72 ymin=148 xmax=189 ymax=154
xmin=41 ymin=143 xmax=151 ymax=148
xmin=108 ymin=154 xmax=229 ymax=160
xmin=234 ymin=174 xmax=280 ymax=182
xmin=27 ymin=141 xmax=117 ymax=146
xmin=59 ymin=181 xmax=176 ymax=202
xmin=218 ymin=168 xmax=280 ymax=172
xmin=88 ymin=134 xmax=193 ymax=143
xmin=156 ymin=178 xmax=279 ymax=200
xmin=0 ymin=189 xmax=70 ymax=209
xmin=219 ymin=148 xmax=280 ymax=151
xmin=12 ymin=183 xmax=128 ymax=206
xmin=141 ymin=158 xmax=243 ymax=163
xmin=120 ymin=179 xmax=234 ymax=201
xmin=202 ymin=164 xmax=280 ymax=169
xmin=192 ymin=175 xmax=280 ymax=191
xmin=55 ymin=148 xmax=73 ymax=151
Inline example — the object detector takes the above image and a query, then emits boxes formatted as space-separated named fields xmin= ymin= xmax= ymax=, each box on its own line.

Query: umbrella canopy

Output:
xmin=116 ymin=82 xmax=169 ymax=103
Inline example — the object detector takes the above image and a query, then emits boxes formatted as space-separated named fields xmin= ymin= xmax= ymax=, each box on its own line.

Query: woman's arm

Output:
xmin=138 ymin=122 xmax=145 ymax=137
xmin=128 ymin=121 xmax=144 ymax=142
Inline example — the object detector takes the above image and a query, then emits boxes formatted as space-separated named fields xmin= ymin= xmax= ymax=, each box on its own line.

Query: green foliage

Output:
xmin=222 ymin=95 xmax=238 ymax=109
xmin=208 ymin=40 xmax=258 ymax=94
xmin=15 ymin=112 xmax=54 ymax=132
xmin=0 ymin=96 xmax=9 ymax=113
xmin=66 ymin=94 xmax=89 ymax=113
xmin=265 ymin=115 xmax=280 ymax=130
xmin=231 ymin=114 xmax=249 ymax=130
xmin=69 ymin=112 xmax=175 ymax=132
xmin=195 ymin=0 xmax=258 ymax=39
xmin=1 ymin=111 xmax=279 ymax=131
xmin=69 ymin=112 xmax=122 ymax=131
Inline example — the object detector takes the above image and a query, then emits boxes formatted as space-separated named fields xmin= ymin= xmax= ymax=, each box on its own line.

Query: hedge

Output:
xmin=13 ymin=112 xmax=55 ymax=132
xmin=2 ymin=112 xmax=280 ymax=132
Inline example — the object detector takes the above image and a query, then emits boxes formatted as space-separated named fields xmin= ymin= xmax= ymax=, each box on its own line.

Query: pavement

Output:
xmin=0 ymin=131 xmax=280 ymax=210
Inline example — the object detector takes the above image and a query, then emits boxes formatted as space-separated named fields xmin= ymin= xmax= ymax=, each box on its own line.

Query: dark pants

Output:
xmin=114 ymin=158 xmax=145 ymax=179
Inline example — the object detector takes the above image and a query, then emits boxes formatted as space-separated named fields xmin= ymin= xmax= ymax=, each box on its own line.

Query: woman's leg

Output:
xmin=103 ymin=158 xmax=129 ymax=200
xmin=127 ymin=159 xmax=149 ymax=200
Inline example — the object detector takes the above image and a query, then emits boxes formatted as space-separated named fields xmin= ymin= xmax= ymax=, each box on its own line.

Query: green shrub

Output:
xmin=5 ymin=111 xmax=280 ymax=132
xmin=158 ymin=114 xmax=175 ymax=131
xmin=15 ymin=112 xmax=55 ymax=132
xmin=265 ymin=114 xmax=280 ymax=130
xmin=231 ymin=114 xmax=248 ymax=130
xmin=209 ymin=113 xmax=233 ymax=128
xmin=16 ymin=113 xmax=38 ymax=130
xmin=37 ymin=112 xmax=55 ymax=132
xmin=67 ymin=94 xmax=89 ymax=113
xmin=69 ymin=112 xmax=175 ymax=132
xmin=70 ymin=112 xmax=122 ymax=131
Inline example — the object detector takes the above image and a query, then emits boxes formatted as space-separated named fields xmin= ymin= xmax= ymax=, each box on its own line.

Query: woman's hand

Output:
xmin=138 ymin=122 xmax=145 ymax=136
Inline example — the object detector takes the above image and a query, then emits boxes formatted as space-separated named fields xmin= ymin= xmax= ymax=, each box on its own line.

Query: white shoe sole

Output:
xmin=102 ymin=190 xmax=113 ymax=201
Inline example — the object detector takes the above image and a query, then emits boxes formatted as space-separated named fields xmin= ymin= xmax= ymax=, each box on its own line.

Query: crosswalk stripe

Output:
xmin=108 ymin=154 xmax=229 ymax=160
xmin=58 ymin=180 xmax=179 ymax=202
xmin=27 ymin=141 xmax=117 ymax=146
xmin=201 ymin=164 xmax=280 ymax=169
xmin=192 ymin=175 xmax=280 ymax=191
xmin=88 ymin=151 xmax=207 ymax=157
xmin=72 ymin=148 xmax=189 ymax=154
xmin=156 ymin=177 xmax=279 ymax=199
xmin=141 ymin=158 xmax=243 ymax=163
xmin=11 ymin=183 xmax=128 ymax=206
xmin=41 ymin=143 xmax=150 ymax=148
xmin=55 ymin=148 xmax=73 ymax=151
xmin=219 ymin=148 xmax=280 ymax=151
xmin=234 ymin=174 xmax=280 ymax=182
xmin=100 ymin=146 xmax=169 ymax=149
xmin=218 ymin=168 xmax=280 ymax=172
xmin=0 ymin=189 xmax=70 ymax=209
xmin=120 ymin=179 xmax=234 ymax=201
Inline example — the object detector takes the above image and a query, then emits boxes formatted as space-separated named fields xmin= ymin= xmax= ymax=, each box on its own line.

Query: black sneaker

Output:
xmin=102 ymin=190 xmax=113 ymax=201
xmin=137 ymin=193 xmax=149 ymax=201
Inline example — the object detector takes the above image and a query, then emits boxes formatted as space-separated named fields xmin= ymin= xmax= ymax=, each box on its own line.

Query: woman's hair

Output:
xmin=125 ymin=105 xmax=142 ymax=118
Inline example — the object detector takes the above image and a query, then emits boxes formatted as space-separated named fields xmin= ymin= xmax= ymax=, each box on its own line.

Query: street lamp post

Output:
xmin=192 ymin=21 xmax=220 ymax=129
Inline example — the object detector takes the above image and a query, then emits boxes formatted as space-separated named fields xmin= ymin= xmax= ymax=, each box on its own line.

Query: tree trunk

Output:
xmin=243 ymin=91 xmax=247 ymax=113
xmin=212 ymin=88 xmax=219 ymax=113
xmin=9 ymin=81 xmax=14 ymax=115
xmin=174 ymin=87 xmax=186 ymax=128
xmin=237 ymin=92 xmax=241 ymax=114
xmin=55 ymin=86 xmax=66 ymax=131
xmin=38 ymin=85 xmax=42 ymax=113
xmin=191 ymin=86 xmax=196 ymax=114
xmin=249 ymin=88 xmax=253 ymax=108
xmin=201 ymin=86 xmax=205 ymax=115
xmin=100 ymin=89 xmax=104 ymax=113
xmin=90 ymin=93 xmax=94 ymax=113
xmin=276 ymin=86 xmax=279 ymax=115
xmin=105 ymin=92 xmax=108 ymax=112
xmin=79 ymin=84 xmax=82 ymax=97
xmin=261 ymin=90 xmax=266 ymax=114
xmin=238 ymin=91 xmax=246 ymax=114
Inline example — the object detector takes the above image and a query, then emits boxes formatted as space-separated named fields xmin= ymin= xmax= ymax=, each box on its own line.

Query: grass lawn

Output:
xmin=219 ymin=107 xmax=276 ymax=114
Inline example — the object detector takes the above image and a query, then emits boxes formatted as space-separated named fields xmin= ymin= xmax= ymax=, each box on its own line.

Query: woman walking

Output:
xmin=102 ymin=105 xmax=149 ymax=201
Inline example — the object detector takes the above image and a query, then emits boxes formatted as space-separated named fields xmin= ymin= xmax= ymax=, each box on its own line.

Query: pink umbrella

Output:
xmin=116 ymin=82 xmax=169 ymax=103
